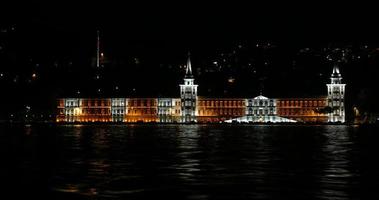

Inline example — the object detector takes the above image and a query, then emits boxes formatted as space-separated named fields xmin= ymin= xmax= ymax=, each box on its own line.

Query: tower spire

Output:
xmin=331 ymin=64 xmax=342 ymax=84
xmin=185 ymin=52 xmax=193 ymax=78
xmin=332 ymin=65 xmax=340 ymax=75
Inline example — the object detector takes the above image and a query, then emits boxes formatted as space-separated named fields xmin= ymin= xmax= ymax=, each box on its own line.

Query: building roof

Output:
xmin=185 ymin=53 xmax=194 ymax=78
xmin=253 ymin=95 xmax=269 ymax=100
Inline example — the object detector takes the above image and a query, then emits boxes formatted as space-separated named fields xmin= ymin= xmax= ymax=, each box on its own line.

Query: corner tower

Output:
xmin=327 ymin=65 xmax=346 ymax=123
xmin=179 ymin=54 xmax=198 ymax=122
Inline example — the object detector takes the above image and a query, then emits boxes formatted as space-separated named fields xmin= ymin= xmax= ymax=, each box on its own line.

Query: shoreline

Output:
xmin=0 ymin=121 xmax=374 ymax=126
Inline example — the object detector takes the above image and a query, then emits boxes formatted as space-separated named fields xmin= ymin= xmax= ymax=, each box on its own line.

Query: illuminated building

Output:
xmin=224 ymin=96 xmax=327 ymax=123
xmin=57 ymin=56 xmax=346 ymax=123
xmin=276 ymin=97 xmax=328 ymax=123
xmin=179 ymin=54 xmax=198 ymax=122
xmin=197 ymin=97 xmax=246 ymax=123
xmin=111 ymin=98 xmax=126 ymax=122
xmin=57 ymin=98 xmax=158 ymax=123
xmin=238 ymin=95 xmax=295 ymax=123
xmin=124 ymin=98 xmax=158 ymax=122
xmin=57 ymin=98 xmax=112 ymax=123
xmin=246 ymin=95 xmax=276 ymax=121
xmin=327 ymin=65 xmax=346 ymax=123
xmin=158 ymin=98 xmax=181 ymax=123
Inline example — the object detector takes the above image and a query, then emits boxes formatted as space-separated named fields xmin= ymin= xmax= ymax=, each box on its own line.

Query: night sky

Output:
xmin=1 ymin=2 xmax=379 ymax=120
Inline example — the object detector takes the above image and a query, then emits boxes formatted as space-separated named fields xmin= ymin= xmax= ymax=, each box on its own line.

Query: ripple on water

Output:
xmin=1 ymin=124 xmax=378 ymax=199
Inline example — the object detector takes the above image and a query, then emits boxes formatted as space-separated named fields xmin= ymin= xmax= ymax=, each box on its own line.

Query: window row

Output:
xmin=247 ymin=109 xmax=275 ymax=115
xmin=277 ymin=100 xmax=325 ymax=107
xmin=198 ymin=101 xmax=245 ymax=107
xmin=198 ymin=109 xmax=244 ymax=116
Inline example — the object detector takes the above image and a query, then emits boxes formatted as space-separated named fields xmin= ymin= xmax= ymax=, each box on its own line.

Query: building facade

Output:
xmin=157 ymin=98 xmax=181 ymax=123
xmin=245 ymin=95 xmax=276 ymax=122
xmin=327 ymin=65 xmax=346 ymax=123
xmin=276 ymin=97 xmax=328 ymax=123
xmin=197 ymin=97 xmax=246 ymax=122
xmin=179 ymin=56 xmax=198 ymax=123
xmin=57 ymin=58 xmax=346 ymax=123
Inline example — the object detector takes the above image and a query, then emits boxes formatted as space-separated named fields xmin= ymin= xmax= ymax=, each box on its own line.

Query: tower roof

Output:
xmin=185 ymin=53 xmax=193 ymax=78
xmin=332 ymin=65 xmax=340 ymax=74
xmin=331 ymin=65 xmax=342 ymax=78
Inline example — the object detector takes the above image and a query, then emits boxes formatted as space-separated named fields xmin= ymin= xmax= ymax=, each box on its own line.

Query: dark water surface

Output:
xmin=0 ymin=124 xmax=378 ymax=199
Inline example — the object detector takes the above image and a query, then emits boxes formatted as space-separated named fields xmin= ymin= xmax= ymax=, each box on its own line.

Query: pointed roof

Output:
xmin=331 ymin=65 xmax=341 ymax=78
xmin=185 ymin=53 xmax=193 ymax=78
xmin=332 ymin=65 xmax=340 ymax=74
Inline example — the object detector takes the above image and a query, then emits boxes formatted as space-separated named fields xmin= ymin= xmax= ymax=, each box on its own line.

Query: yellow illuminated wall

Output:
xmin=196 ymin=97 xmax=246 ymax=122
xmin=276 ymin=97 xmax=328 ymax=123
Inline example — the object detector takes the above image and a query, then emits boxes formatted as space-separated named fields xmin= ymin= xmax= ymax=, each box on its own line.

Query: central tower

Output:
xmin=180 ymin=54 xmax=198 ymax=123
xmin=327 ymin=65 xmax=346 ymax=123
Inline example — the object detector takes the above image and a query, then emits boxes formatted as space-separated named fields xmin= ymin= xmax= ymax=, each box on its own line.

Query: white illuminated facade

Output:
xmin=245 ymin=95 xmax=278 ymax=122
xmin=246 ymin=95 xmax=276 ymax=115
xmin=62 ymin=98 xmax=81 ymax=122
xmin=226 ymin=95 xmax=296 ymax=123
xmin=111 ymin=98 xmax=127 ymax=122
xmin=327 ymin=65 xmax=346 ymax=123
xmin=179 ymin=55 xmax=198 ymax=123
xmin=158 ymin=98 xmax=181 ymax=123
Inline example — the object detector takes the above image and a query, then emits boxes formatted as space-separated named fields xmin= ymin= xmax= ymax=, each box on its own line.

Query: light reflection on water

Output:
xmin=0 ymin=124 xmax=379 ymax=199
